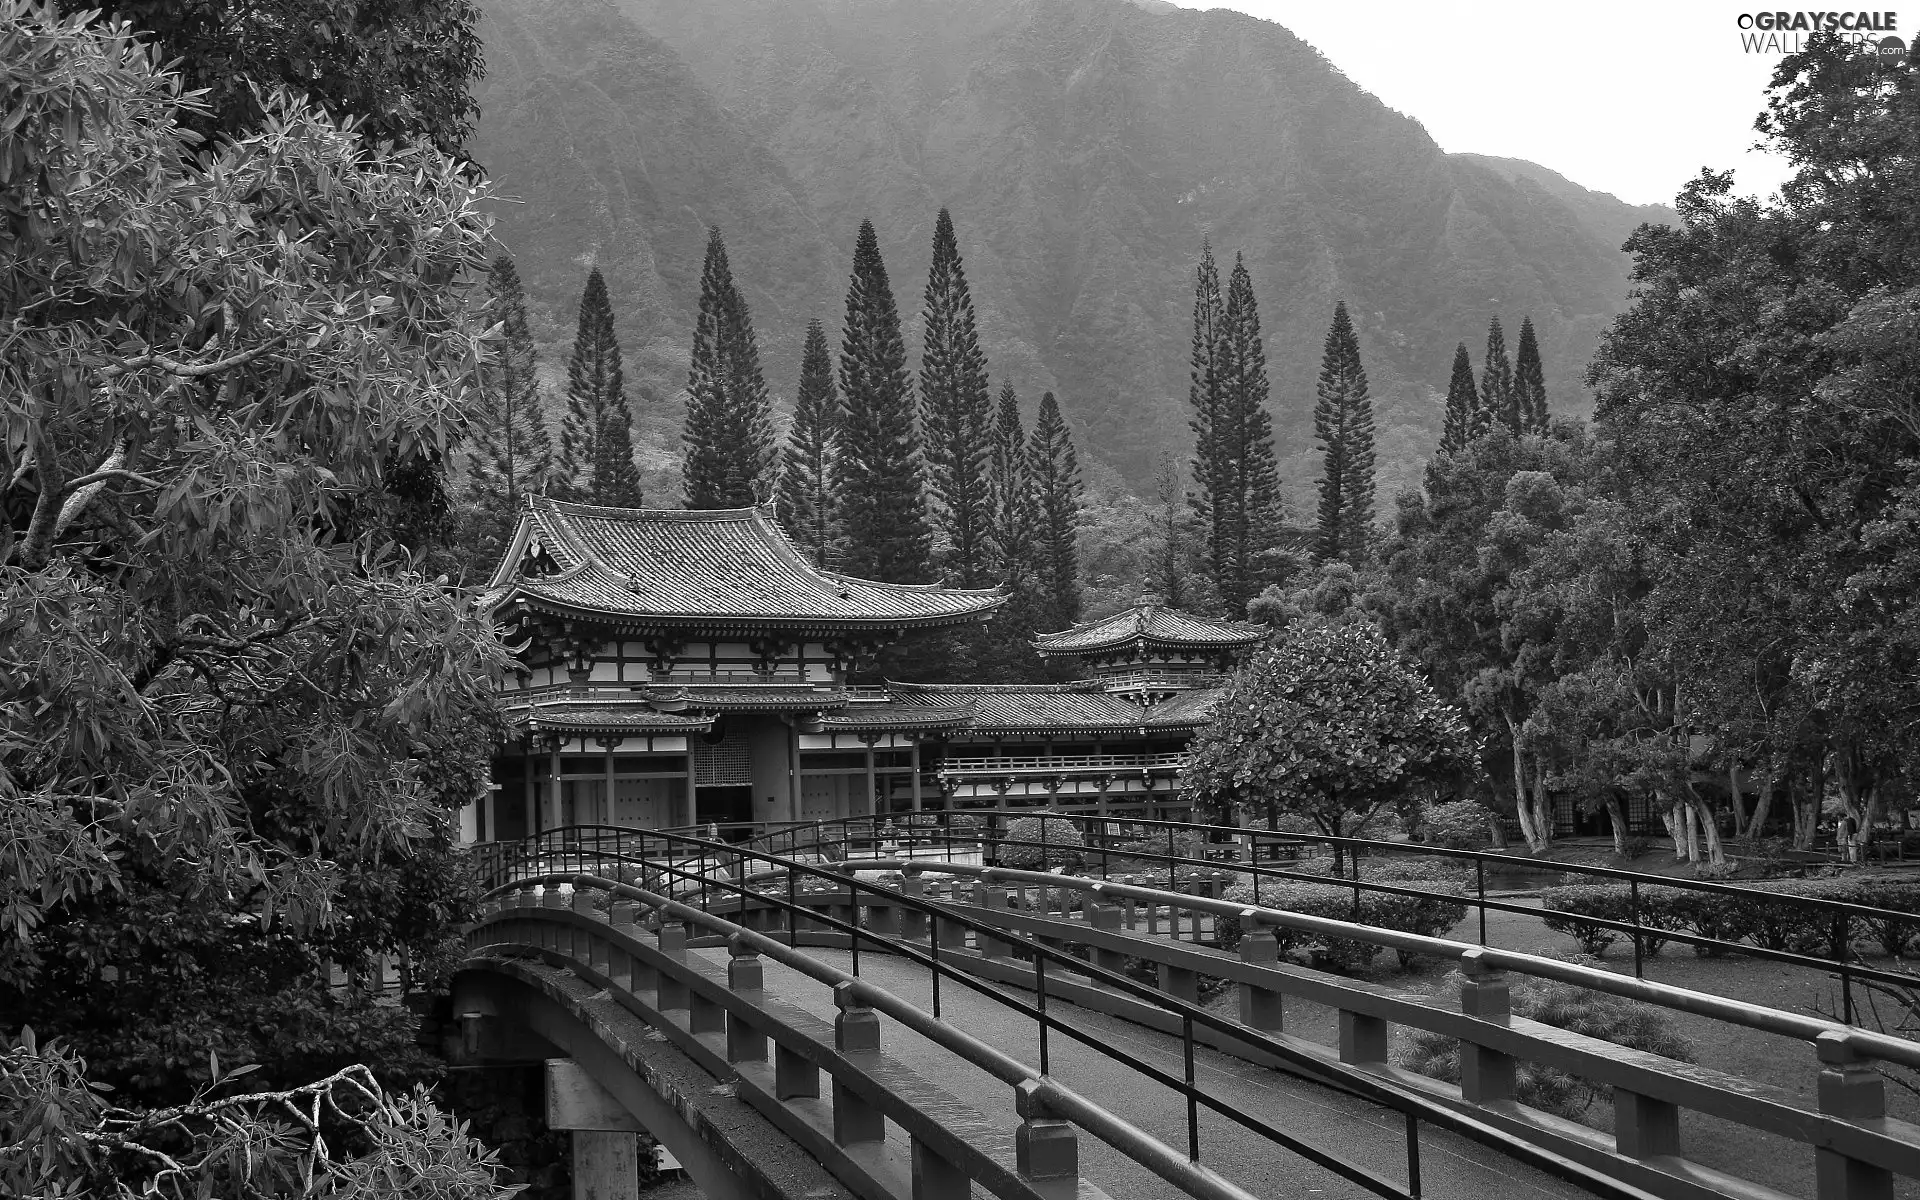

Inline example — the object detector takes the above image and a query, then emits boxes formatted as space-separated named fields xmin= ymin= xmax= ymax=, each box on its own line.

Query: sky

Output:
xmin=1160 ymin=0 xmax=1895 ymax=207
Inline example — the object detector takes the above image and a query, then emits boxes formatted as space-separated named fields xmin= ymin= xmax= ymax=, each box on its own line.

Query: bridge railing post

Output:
xmin=1815 ymin=1031 xmax=1896 ymax=1200
xmin=656 ymin=925 xmax=689 ymax=1013
xmin=725 ymin=936 xmax=767 ymax=1063
xmin=1457 ymin=949 xmax=1515 ymax=1103
xmin=975 ymin=883 xmax=1012 ymax=959
xmin=1088 ymin=903 xmax=1126 ymax=974
xmin=832 ymin=982 xmax=885 ymax=1146
xmin=910 ymin=1137 xmax=970 ymax=1200
xmin=1237 ymin=919 xmax=1283 ymax=1032
xmin=1013 ymin=1080 xmax=1078 ymax=1184
xmin=868 ymin=874 xmax=901 ymax=938
xmin=899 ymin=872 xmax=928 ymax=942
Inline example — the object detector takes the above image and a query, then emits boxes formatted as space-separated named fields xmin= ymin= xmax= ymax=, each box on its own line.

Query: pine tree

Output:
xmin=1186 ymin=243 xmax=1231 ymax=607
xmin=683 ymin=226 xmax=776 ymax=508
xmin=1312 ymin=301 xmax=1375 ymax=564
xmin=1438 ymin=342 xmax=1479 ymax=454
xmin=1513 ymin=316 xmax=1549 ymax=434
xmin=989 ymin=382 xmax=1035 ymax=582
xmin=556 ymin=267 xmax=643 ymax=506
xmin=1481 ymin=315 xmax=1517 ymax=435
xmin=463 ymin=254 xmax=553 ymax=564
xmin=1219 ymin=254 xmax=1284 ymax=609
xmin=918 ymin=208 xmax=996 ymax=587
xmin=1149 ymin=451 xmax=1191 ymax=612
xmin=837 ymin=219 xmax=932 ymax=582
xmin=1028 ymin=390 xmax=1083 ymax=631
xmin=776 ymin=319 xmax=839 ymax=567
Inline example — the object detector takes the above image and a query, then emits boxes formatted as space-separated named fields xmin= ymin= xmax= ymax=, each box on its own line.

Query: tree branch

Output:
xmin=99 ymin=335 xmax=288 ymax=381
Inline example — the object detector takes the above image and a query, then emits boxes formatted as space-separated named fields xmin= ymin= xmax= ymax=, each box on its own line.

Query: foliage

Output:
xmin=1215 ymin=871 xmax=1467 ymax=972
xmin=1394 ymin=955 xmax=1696 ymax=1122
xmin=1027 ymin=390 xmax=1083 ymax=632
xmin=1312 ymin=300 xmax=1375 ymax=565
xmin=72 ymin=0 xmax=484 ymax=156
xmin=555 ymin=268 xmax=642 ymax=506
xmin=837 ymin=219 xmax=931 ymax=582
xmin=0 ymin=0 xmax=503 ymax=1126
xmin=1184 ymin=620 xmax=1476 ymax=846
xmin=1512 ymin=317 xmax=1548 ymax=434
xmin=1540 ymin=878 xmax=1920 ymax=959
xmin=1420 ymin=798 xmax=1492 ymax=850
xmin=460 ymin=255 xmax=552 ymax=572
xmin=997 ymin=812 xmax=1086 ymax=870
xmin=1 ymin=1030 xmax=516 ymax=1198
xmin=1479 ymin=316 xmax=1515 ymax=434
xmin=683 ymin=226 xmax=776 ymax=509
xmin=1438 ymin=343 xmax=1478 ymax=455
xmin=776 ymin=319 xmax=839 ymax=566
xmin=919 ymin=208 xmax=996 ymax=587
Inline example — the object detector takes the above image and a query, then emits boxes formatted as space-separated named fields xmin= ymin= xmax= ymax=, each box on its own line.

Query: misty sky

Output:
xmin=1166 ymin=0 xmax=1864 ymax=207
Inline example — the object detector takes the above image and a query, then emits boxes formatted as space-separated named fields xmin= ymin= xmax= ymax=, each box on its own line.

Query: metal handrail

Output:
xmin=474 ymin=830 xmax=1662 ymax=1200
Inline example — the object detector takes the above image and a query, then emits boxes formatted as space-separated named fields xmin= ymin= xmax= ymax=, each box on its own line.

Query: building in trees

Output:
xmin=556 ymin=267 xmax=643 ymax=506
xmin=472 ymin=501 xmax=1267 ymax=836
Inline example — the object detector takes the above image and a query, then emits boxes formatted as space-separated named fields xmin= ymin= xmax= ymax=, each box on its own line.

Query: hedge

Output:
xmin=1538 ymin=876 xmax=1920 ymax=959
xmin=1216 ymin=872 xmax=1469 ymax=972
xmin=997 ymin=813 xmax=1086 ymax=869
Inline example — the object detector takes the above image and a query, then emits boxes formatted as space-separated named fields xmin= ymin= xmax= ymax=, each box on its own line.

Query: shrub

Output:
xmin=1421 ymin=799 xmax=1492 ymax=850
xmin=1538 ymin=884 xmax=1680 ymax=957
xmin=1394 ymin=953 xmax=1697 ymax=1122
xmin=998 ymin=812 xmax=1086 ymax=869
xmin=1539 ymin=876 xmax=1920 ymax=960
xmin=943 ymin=811 xmax=988 ymax=838
xmin=1216 ymin=873 xmax=1468 ymax=972
xmin=1620 ymin=836 xmax=1654 ymax=861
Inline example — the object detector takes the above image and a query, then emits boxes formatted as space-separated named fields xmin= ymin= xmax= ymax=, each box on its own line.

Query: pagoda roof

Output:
xmin=887 ymin=681 xmax=1223 ymax=735
xmin=500 ymin=695 xmax=716 ymax=737
xmin=821 ymin=697 xmax=978 ymax=733
xmin=1032 ymin=603 xmax=1265 ymax=658
xmin=487 ymin=498 xmax=1003 ymax=632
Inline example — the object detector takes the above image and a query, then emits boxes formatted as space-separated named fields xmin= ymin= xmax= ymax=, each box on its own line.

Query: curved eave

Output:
xmin=1030 ymin=634 xmax=1262 ymax=658
xmin=506 ymin=711 xmax=716 ymax=737
xmin=961 ymin=718 xmax=1212 ymax=736
xmin=822 ymin=713 xmax=975 ymax=733
xmin=494 ymin=589 xmax=1003 ymax=634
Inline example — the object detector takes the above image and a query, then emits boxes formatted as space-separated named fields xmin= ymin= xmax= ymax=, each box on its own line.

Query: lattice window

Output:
xmin=693 ymin=737 xmax=752 ymax=787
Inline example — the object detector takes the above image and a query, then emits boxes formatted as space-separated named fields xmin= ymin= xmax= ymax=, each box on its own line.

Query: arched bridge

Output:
xmin=451 ymin=820 xmax=1920 ymax=1200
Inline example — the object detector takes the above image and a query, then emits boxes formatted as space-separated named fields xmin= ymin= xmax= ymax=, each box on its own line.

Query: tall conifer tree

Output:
xmin=837 ymin=219 xmax=932 ymax=582
xmin=463 ymin=254 xmax=553 ymax=563
xmin=1438 ymin=342 xmax=1479 ymax=454
xmin=1481 ymin=315 xmax=1517 ymax=435
xmin=1312 ymin=301 xmax=1375 ymax=563
xmin=777 ymin=320 xmax=839 ymax=567
xmin=683 ymin=226 xmax=776 ymax=508
xmin=556 ymin=267 xmax=643 ymax=506
xmin=918 ymin=208 xmax=996 ymax=586
xmin=1150 ymin=451 xmax=1192 ymax=612
xmin=1186 ymin=243 xmax=1231 ymax=607
xmin=989 ymin=382 xmax=1036 ymax=582
xmin=1028 ymin=390 xmax=1083 ymax=632
xmin=1218 ymin=254 xmax=1283 ymax=610
xmin=1513 ymin=316 xmax=1549 ymax=434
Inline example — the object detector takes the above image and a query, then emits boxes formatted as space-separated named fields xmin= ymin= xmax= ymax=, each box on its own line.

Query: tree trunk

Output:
xmin=1687 ymin=784 xmax=1726 ymax=866
xmin=1660 ymin=798 xmax=1684 ymax=858
xmin=1728 ymin=764 xmax=1749 ymax=839
xmin=1505 ymin=713 xmax=1548 ymax=853
xmin=1603 ymin=795 xmax=1627 ymax=855
xmin=1529 ymin=761 xmax=1555 ymax=853
xmin=1747 ymin=773 xmax=1775 ymax=847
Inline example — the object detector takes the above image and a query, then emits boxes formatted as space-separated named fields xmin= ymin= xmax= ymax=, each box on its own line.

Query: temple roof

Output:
xmin=487 ymin=498 xmax=1003 ymax=631
xmin=887 ymin=681 xmax=1223 ymax=734
xmin=499 ymin=696 xmax=716 ymax=737
xmin=820 ymin=697 xmax=978 ymax=733
xmin=1032 ymin=603 xmax=1265 ymax=658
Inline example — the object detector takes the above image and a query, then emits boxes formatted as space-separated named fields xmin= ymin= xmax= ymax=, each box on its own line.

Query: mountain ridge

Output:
xmin=470 ymin=0 xmax=1672 ymax=508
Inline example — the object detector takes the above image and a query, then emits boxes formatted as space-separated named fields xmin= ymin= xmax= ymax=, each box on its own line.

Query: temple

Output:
xmin=468 ymin=498 xmax=1265 ymax=841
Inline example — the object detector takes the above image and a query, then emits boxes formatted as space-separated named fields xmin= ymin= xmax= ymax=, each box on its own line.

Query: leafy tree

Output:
xmin=67 ymin=0 xmax=485 ymax=155
xmin=776 ymin=319 xmax=839 ymax=566
xmin=1481 ymin=316 xmax=1516 ymax=434
xmin=1439 ymin=343 xmax=1479 ymax=455
xmin=1513 ymin=316 xmax=1549 ymax=434
xmin=683 ymin=225 xmax=776 ymax=509
xmin=461 ymin=254 xmax=552 ymax=570
xmin=837 ymin=219 xmax=931 ymax=582
xmin=1184 ymin=620 xmax=1474 ymax=871
xmin=1312 ymin=300 xmax=1375 ymax=564
xmin=0 ymin=5 xmax=509 ymax=1188
xmin=1028 ymin=391 xmax=1084 ymax=632
xmin=556 ymin=267 xmax=643 ymax=506
xmin=918 ymin=208 xmax=995 ymax=586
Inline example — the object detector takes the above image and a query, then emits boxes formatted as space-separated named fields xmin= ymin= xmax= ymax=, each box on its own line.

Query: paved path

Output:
xmin=708 ymin=946 xmax=1594 ymax=1200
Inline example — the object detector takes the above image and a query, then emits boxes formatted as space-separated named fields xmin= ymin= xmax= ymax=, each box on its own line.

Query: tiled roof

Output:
xmin=1032 ymin=603 xmax=1265 ymax=656
xmin=638 ymin=683 xmax=849 ymax=712
xmin=821 ymin=699 xmax=977 ymax=732
xmin=501 ymin=699 xmax=715 ymax=736
xmin=887 ymin=682 xmax=1224 ymax=733
xmin=488 ymin=498 xmax=1002 ymax=629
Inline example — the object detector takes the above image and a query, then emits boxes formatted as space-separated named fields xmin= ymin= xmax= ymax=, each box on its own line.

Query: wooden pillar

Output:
xmin=684 ymin=750 xmax=697 ymax=828
xmin=548 ymin=741 xmax=563 ymax=832
xmin=523 ymin=754 xmax=537 ymax=839
xmin=602 ymin=738 xmax=617 ymax=828
xmin=546 ymin=1059 xmax=641 ymax=1200
xmin=864 ymin=737 xmax=878 ymax=818
xmin=906 ymin=729 xmax=921 ymax=814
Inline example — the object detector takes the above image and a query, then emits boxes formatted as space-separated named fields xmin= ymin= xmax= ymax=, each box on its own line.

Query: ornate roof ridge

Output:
xmin=888 ymin=680 xmax=1107 ymax=696
xmin=533 ymin=496 xmax=768 ymax=523
xmin=821 ymin=570 xmax=1004 ymax=598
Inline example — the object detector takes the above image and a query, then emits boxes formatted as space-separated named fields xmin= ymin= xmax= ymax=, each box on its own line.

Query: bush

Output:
xmin=1216 ymin=873 xmax=1468 ymax=972
xmin=1539 ymin=884 xmax=1680 ymax=957
xmin=1538 ymin=876 xmax=1920 ymax=960
xmin=998 ymin=812 xmax=1086 ymax=869
xmin=1394 ymin=953 xmax=1696 ymax=1122
xmin=1421 ymin=799 xmax=1492 ymax=850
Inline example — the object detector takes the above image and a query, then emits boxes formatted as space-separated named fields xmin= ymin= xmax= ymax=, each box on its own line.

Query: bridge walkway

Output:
xmin=744 ymin=943 xmax=1584 ymax=1200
